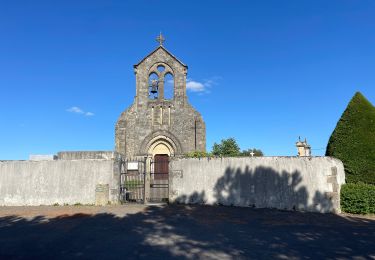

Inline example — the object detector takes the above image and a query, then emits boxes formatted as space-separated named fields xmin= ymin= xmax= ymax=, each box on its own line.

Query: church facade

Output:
xmin=115 ymin=35 xmax=206 ymax=159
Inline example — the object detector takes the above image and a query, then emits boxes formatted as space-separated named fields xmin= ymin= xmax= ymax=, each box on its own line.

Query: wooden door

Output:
xmin=154 ymin=154 xmax=169 ymax=180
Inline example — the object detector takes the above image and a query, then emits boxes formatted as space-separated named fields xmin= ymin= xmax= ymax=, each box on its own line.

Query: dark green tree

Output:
xmin=326 ymin=92 xmax=375 ymax=184
xmin=212 ymin=138 xmax=241 ymax=157
xmin=240 ymin=148 xmax=264 ymax=157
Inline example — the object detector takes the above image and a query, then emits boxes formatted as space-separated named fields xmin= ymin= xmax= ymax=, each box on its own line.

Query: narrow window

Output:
xmin=168 ymin=106 xmax=171 ymax=126
xmin=151 ymin=106 xmax=154 ymax=125
xmin=164 ymin=73 xmax=174 ymax=100
xmin=160 ymin=106 xmax=163 ymax=124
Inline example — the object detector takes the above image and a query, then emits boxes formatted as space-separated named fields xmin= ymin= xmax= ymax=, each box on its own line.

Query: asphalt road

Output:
xmin=0 ymin=204 xmax=374 ymax=259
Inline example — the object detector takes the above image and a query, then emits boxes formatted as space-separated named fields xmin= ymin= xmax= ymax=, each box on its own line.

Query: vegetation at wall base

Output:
xmin=185 ymin=151 xmax=211 ymax=158
xmin=341 ymin=183 xmax=375 ymax=214
xmin=326 ymin=92 xmax=375 ymax=184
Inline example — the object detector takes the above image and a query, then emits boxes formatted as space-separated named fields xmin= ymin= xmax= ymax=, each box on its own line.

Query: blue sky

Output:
xmin=1 ymin=1 xmax=375 ymax=159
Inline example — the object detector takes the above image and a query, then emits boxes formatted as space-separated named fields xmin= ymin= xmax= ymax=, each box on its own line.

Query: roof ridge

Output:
xmin=134 ymin=46 xmax=187 ymax=68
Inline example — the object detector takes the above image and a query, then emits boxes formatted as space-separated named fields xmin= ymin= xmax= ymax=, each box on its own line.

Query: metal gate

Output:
xmin=149 ymin=155 xmax=169 ymax=202
xmin=120 ymin=159 xmax=146 ymax=203
xmin=119 ymin=156 xmax=169 ymax=204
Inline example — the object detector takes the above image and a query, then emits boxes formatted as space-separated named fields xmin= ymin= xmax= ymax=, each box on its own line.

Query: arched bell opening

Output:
xmin=148 ymin=72 xmax=159 ymax=99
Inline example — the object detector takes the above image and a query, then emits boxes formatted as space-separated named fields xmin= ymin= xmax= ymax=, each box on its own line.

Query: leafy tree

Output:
xmin=326 ymin=92 xmax=375 ymax=184
xmin=240 ymin=148 xmax=264 ymax=157
xmin=212 ymin=138 xmax=241 ymax=157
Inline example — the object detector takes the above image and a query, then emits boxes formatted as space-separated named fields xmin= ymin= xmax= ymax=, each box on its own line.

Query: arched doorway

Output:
xmin=148 ymin=138 xmax=172 ymax=202
xmin=148 ymin=140 xmax=172 ymax=180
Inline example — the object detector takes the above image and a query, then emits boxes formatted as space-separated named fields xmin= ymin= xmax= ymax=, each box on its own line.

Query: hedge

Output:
xmin=341 ymin=183 xmax=375 ymax=214
xmin=326 ymin=92 xmax=375 ymax=184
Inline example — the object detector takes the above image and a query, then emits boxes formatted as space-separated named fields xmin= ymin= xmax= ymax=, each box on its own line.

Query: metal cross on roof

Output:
xmin=156 ymin=32 xmax=165 ymax=46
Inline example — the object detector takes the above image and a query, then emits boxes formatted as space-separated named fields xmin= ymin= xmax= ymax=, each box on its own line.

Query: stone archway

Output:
xmin=139 ymin=130 xmax=182 ymax=157
xmin=148 ymin=139 xmax=174 ymax=157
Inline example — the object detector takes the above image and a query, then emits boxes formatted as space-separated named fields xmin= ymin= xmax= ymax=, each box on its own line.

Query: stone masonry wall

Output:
xmin=0 ymin=159 xmax=120 ymax=206
xmin=57 ymin=151 xmax=116 ymax=160
xmin=169 ymin=157 xmax=345 ymax=213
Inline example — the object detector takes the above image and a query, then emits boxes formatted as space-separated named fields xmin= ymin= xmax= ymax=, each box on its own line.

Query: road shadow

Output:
xmin=0 ymin=204 xmax=375 ymax=259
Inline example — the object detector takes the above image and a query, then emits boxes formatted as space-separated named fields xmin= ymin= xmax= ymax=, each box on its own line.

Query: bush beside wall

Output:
xmin=341 ymin=183 xmax=375 ymax=214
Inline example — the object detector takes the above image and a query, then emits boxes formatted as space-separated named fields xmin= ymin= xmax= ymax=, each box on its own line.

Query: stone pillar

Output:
xmin=326 ymin=166 xmax=341 ymax=213
xmin=95 ymin=184 xmax=109 ymax=206
xmin=144 ymin=156 xmax=152 ymax=204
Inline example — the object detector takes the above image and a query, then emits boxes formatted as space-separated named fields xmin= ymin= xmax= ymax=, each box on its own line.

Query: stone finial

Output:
xmin=296 ymin=137 xmax=312 ymax=157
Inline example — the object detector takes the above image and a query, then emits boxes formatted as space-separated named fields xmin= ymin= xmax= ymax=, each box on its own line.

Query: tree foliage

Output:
xmin=326 ymin=92 xmax=375 ymax=184
xmin=240 ymin=149 xmax=264 ymax=157
xmin=185 ymin=138 xmax=264 ymax=158
xmin=212 ymin=138 xmax=241 ymax=157
xmin=211 ymin=138 xmax=264 ymax=157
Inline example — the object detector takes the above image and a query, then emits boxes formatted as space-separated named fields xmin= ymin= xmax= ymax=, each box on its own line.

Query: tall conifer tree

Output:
xmin=326 ymin=92 xmax=375 ymax=184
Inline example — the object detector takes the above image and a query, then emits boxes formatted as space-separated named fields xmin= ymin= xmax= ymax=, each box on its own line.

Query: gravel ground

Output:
xmin=0 ymin=204 xmax=374 ymax=259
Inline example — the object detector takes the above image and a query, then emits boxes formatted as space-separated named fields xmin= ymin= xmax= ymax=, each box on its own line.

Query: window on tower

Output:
xmin=164 ymin=73 xmax=174 ymax=100
xmin=157 ymin=65 xmax=165 ymax=72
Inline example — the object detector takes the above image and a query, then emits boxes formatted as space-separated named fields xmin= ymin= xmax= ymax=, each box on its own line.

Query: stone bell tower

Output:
xmin=115 ymin=34 xmax=206 ymax=158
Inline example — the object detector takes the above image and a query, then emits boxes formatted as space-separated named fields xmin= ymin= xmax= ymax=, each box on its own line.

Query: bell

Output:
xmin=150 ymin=80 xmax=158 ymax=94
xmin=150 ymin=85 xmax=158 ymax=94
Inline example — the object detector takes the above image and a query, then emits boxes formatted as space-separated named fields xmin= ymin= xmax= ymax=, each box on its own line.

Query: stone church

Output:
xmin=115 ymin=34 xmax=206 ymax=160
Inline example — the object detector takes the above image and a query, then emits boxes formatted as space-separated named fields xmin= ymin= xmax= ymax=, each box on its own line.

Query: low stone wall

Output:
xmin=0 ymin=159 xmax=120 ymax=206
xmin=57 ymin=151 xmax=115 ymax=160
xmin=169 ymin=157 xmax=345 ymax=213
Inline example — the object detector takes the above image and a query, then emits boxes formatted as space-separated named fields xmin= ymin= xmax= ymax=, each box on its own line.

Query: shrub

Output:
xmin=185 ymin=151 xmax=211 ymax=158
xmin=240 ymin=148 xmax=264 ymax=157
xmin=326 ymin=92 xmax=375 ymax=184
xmin=341 ymin=183 xmax=375 ymax=214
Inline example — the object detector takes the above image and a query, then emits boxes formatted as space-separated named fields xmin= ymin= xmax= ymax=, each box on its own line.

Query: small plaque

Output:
xmin=127 ymin=162 xmax=138 ymax=170
xmin=172 ymin=170 xmax=183 ymax=178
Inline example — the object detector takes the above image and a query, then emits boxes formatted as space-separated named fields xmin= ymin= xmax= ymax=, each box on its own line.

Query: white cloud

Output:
xmin=66 ymin=106 xmax=94 ymax=117
xmin=186 ymin=80 xmax=205 ymax=92
xmin=67 ymin=106 xmax=84 ymax=114
xmin=186 ymin=77 xmax=221 ymax=93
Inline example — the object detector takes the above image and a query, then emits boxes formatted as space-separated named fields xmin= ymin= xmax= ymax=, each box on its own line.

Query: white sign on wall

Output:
xmin=127 ymin=162 xmax=139 ymax=170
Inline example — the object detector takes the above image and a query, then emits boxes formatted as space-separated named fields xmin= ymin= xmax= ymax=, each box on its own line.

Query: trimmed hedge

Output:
xmin=341 ymin=183 xmax=375 ymax=214
xmin=326 ymin=92 xmax=375 ymax=184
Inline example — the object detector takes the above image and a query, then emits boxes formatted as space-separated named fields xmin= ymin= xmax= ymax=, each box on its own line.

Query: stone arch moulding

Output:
xmin=148 ymin=140 xmax=174 ymax=157
xmin=139 ymin=130 xmax=182 ymax=156
xmin=148 ymin=62 xmax=174 ymax=77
